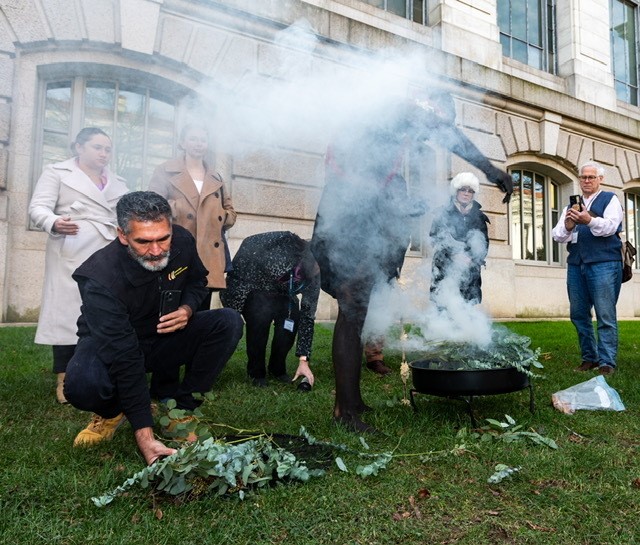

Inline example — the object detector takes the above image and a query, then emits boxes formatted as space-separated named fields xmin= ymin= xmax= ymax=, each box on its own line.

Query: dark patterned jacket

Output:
xmin=220 ymin=231 xmax=320 ymax=358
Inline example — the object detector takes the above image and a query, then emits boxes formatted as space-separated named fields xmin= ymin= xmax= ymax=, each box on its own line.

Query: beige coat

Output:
xmin=29 ymin=158 xmax=128 ymax=345
xmin=148 ymin=157 xmax=237 ymax=288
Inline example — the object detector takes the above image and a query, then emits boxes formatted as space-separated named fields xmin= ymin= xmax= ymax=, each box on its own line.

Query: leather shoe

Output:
xmin=575 ymin=361 xmax=598 ymax=372
xmin=366 ymin=360 xmax=392 ymax=376
xmin=599 ymin=365 xmax=615 ymax=376
xmin=251 ymin=377 xmax=268 ymax=387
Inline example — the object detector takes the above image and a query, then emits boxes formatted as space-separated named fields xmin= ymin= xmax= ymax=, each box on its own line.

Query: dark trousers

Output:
xmin=64 ymin=308 xmax=243 ymax=418
xmin=331 ymin=278 xmax=374 ymax=423
xmin=52 ymin=345 xmax=76 ymax=373
xmin=243 ymin=291 xmax=300 ymax=379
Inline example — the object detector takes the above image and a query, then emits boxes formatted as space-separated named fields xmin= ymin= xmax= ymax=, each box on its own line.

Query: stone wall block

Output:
xmin=0 ymin=187 xmax=7 ymax=217
xmin=212 ymin=36 xmax=258 ymax=88
xmin=41 ymin=0 xmax=82 ymax=41
xmin=0 ymin=102 xmax=10 ymax=142
xmin=507 ymin=116 xmax=529 ymax=153
xmin=626 ymin=150 xmax=640 ymax=180
xmin=80 ymin=0 xmax=116 ymax=44
xmin=565 ymin=134 xmax=586 ymax=167
xmin=525 ymin=119 xmax=541 ymax=152
xmin=463 ymin=129 xmax=506 ymax=162
xmin=327 ymin=12 xmax=350 ymax=44
xmin=188 ymin=27 xmax=228 ymax=75
xmin=234 ymin=151 xmax=281 ymax=181
xmin=0 ymin=9 xmax=16 ymax=52
xmin=232 ymin=178 xmax=308 ymax=218
xmin=0 ymin=147 xmax=7 ymax=190
xmin=461 ymin=102 xmax=494 ymax=133
xmin=488 ymin=213 xmax=508 ymax=242
xmin=496 ymin=112 xmax=517 ymax=156
xmin=120 ymin=0 xmax=160 ymax=55
xmin=1 ymin=0 xmax=49 ymax=42
xmin=157 ymin=15 xmax=193 ymax=63
xmin=616 ymin=148 xmax=631 ymax=183
xmin=279 ymin=153 xmax=324 ymax=187
xmin=593 ymin=141 xmax=616 ymax=166
xmin=0 ymin=56 xmax=14 ymax=98
xmin=556 ymin=130 xmax=570 ymax=162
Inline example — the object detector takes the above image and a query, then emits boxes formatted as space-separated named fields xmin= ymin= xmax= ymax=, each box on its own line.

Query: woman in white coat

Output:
xmin=29 ymin=128 xmax=128 ymax=403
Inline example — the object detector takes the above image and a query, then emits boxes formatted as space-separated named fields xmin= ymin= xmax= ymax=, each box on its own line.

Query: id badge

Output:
xmin=284 ymin=319 xmax=295 ymax=332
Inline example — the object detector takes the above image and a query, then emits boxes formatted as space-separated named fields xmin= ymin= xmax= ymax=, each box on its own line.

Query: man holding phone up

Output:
xmin=552 ymin=161 xmax=624 ymax=376
xmin=64 ymin=191 xmax=243 ymax=465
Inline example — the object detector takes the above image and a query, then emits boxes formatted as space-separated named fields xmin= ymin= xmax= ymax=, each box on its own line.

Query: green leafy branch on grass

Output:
xmin=462 ymin=415 xmax=558 ymax=485
xmin=92 ymin=435 xmax=326 ymax=507
xmin=300 ymin=427 xmax=393 ymax=477
xmin=487 ymin=464 xmax=521 ymax=484
xmin=462 ymin=414 xmax=559 ymax=449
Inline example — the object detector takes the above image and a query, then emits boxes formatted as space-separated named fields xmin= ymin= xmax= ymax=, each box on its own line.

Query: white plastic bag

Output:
xmin=551 ymin=376 xmax=625 ymax=415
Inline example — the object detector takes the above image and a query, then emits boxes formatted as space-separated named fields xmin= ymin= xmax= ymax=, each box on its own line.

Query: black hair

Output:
xmin=293 ymin=236 xmax=319 ymax=279
xmin=70 ymin=127 xmax=110 ymax=154
xmin=116 ymin=191 xmax=172 ymax=234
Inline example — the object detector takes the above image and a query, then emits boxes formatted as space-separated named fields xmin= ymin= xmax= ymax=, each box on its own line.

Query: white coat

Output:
xmin=29 ymin=158 xmax=128 ymax=345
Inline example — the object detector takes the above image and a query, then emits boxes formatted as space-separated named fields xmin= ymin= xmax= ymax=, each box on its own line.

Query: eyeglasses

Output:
xmin=579 ymin=175 xmax=600 ymax=181
xmin=458 ymin=187 xmax=476 ymax=194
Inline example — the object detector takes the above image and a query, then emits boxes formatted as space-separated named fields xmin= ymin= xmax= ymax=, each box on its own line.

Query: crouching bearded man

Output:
xmin=64 ymin=191 xmax=243 ymax=465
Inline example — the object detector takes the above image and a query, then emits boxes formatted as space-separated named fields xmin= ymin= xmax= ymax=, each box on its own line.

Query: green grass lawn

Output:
xmin=1 ymin=321 xmax=639 ymax=544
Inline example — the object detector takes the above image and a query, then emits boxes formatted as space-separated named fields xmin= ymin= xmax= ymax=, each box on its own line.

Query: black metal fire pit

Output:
xmin=409 ymin=360 xmax=535 ymax=427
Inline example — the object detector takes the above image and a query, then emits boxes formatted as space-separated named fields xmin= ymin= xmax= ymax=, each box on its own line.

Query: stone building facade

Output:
xmin=0 ymin=0 xmax=639 ymax=323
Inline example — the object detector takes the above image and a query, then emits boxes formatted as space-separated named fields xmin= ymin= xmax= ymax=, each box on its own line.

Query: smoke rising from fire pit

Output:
xmin=190 ymin=18 xmax=502 ymax=349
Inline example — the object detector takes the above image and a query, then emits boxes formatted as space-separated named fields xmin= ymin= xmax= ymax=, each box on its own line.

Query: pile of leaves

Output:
xmin=416 ymin=327 xmax=544 ymax=376
xmin=92 ymin=434 xmax=324 ymax=507
xmin=92 ymin=424 xmax=393 ymax=507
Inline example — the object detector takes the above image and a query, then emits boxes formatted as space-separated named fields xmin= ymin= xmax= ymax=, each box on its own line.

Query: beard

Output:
xmin=128 ymin=246 xmax=170 ymax=272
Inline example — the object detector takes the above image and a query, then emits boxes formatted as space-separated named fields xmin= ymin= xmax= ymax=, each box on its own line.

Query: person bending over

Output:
xmin=221 ymin=231 xmax=320 ymax=388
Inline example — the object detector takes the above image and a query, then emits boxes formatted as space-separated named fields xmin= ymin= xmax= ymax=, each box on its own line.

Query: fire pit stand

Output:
xmin=408 ymin=360 xmax=535 ymax=428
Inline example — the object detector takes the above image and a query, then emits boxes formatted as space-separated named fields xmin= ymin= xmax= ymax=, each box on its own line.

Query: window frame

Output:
xmin=624 ymin=191 xmax=640 ymax=269
xmin=360 ymin=0 xmax=430 ymax=26
xmin=32 ymin=64 xmax=193 ymax=201
xmin=510 ymin=168 xmax=560 ymax=264
xmin=610 ymin=0 xmax=640 ymax=106
xmin=498 ymin=0 xmax=558 ymax=74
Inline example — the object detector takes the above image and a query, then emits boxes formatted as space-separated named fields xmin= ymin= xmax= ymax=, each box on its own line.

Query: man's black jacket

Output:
xmin=72 ymin=225 xmax=208 ymax=430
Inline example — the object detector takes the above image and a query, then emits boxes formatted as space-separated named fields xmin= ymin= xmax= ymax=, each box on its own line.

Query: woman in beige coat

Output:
xmin=29 ymin=127 xmax=128 ymax=403
xmin=148 ymin=123 xmax=237 ymax=309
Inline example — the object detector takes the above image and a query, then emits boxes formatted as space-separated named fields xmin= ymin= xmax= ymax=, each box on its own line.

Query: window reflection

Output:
xmin=41 ymin=78 xmax=177 ymax=191
xmin=360 ymin=0 xmax=427 ymax=25
xmin=511 ymin=168 xmax=559 ymax=263
xmin=610 ymin=0 xmax=639 ymax=106
xmin=498 ymin=0 xmax=557 ymax=74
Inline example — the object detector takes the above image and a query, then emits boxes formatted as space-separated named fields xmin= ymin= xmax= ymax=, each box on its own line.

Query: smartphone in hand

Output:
xmin=159 ymin=290 xmax=182 ymax=317
xmin=569 ymin=195 xmax=584 ymax=211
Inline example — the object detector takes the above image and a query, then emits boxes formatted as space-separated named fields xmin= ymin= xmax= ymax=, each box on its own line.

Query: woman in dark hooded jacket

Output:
xmin=430 ymin=172 xmax=490 ymax=305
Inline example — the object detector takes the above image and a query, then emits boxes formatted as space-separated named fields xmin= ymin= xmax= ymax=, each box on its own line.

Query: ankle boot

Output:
xmin=56 ymin=373 xmax=68 ymax=404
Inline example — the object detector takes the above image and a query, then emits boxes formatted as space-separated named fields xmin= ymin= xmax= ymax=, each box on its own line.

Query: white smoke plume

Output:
xmin=190 ymin=19 xmax=500 ymax=353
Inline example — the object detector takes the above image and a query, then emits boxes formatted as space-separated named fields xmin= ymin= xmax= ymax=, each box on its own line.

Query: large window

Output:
xmin=39 ymin=76 xmax=178 ymax=191
xmin=360 ymin=0 xmax=429 ymax=25
xmin=625 ymin=191 xmax=640 ymax=251
xmin=610 ymin=0 xmax=639 ymax=106
xmin=511 ymin=169 xmax=560 ymax=263
xmin=498 ymin=0 xmax=557 ymax=74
